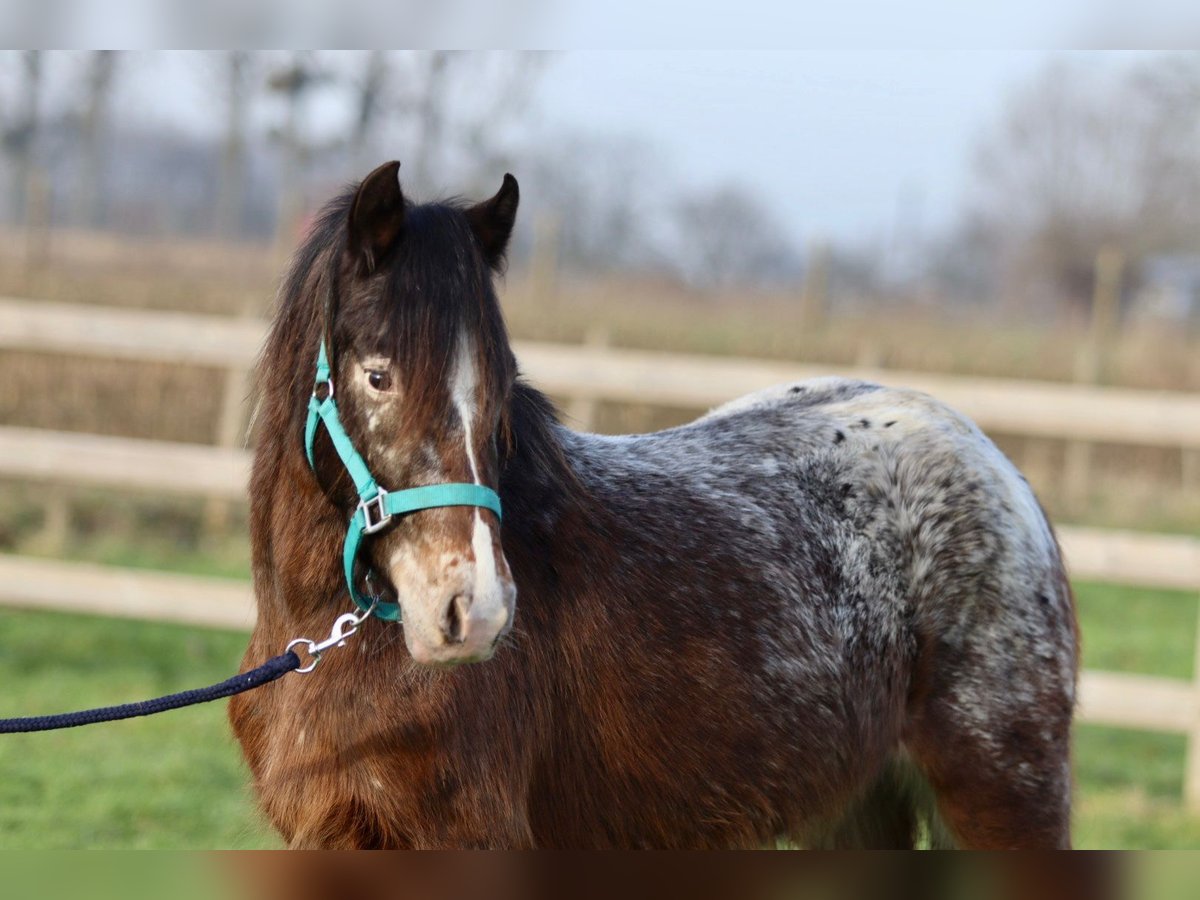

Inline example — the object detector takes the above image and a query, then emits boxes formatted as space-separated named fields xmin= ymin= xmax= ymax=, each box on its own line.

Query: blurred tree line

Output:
xmin=935 ymin=54 xmax=1200 ymax=322
xmin=0 ymin=51 xmax=546 ymax=240
xmin=0 ymin=51 xmax=807 ymax=290
xmin=1 ymin=51 xmax=1197 ymax=321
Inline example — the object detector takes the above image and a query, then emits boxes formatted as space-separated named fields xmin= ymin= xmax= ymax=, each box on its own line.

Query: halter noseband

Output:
xmin=304 ymin=341 xmax=502 ymax=621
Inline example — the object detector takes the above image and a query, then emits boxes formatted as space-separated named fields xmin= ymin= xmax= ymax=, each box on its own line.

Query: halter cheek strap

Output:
xmin=305 ymin=342 xmax=502 ymax=621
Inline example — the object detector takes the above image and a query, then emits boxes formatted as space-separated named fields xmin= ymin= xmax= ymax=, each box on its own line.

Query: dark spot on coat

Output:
xmin=833 ymin=430 xmax=845 ymax=444
xmin=859 ymin=418 xmax=871 ymax=429
xmin=789 ymin=385 xmax=805 ymax=394
xmin=884 ymin=420 xmax=897 ymax=428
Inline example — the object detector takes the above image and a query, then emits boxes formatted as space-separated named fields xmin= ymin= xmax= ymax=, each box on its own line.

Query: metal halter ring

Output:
xmin=284 ymin=599 xmax=378 ymax=675
xmin=285 ymin=638 xmax=324 ymax=674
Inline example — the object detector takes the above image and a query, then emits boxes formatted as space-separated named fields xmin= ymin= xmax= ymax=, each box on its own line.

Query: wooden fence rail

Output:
xmin=4 ymin=296 xmax=1200 ymax=450
xmin=2 ymin=295 xmax=1199 ymax=807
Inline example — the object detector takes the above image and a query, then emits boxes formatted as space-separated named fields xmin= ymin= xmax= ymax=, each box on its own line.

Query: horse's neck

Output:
xmin=496 ymin=384 xmax=580 ymax=546
xmin=497 ymin=387 xmax=637 ymax=600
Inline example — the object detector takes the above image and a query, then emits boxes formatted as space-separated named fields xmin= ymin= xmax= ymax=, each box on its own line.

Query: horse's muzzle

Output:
xmin=400 ymin=579 xmax=515 ymax=666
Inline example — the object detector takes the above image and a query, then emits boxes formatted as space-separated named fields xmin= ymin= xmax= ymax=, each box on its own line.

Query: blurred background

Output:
xmin=0 ymin=49 xmax=1197 ymax=849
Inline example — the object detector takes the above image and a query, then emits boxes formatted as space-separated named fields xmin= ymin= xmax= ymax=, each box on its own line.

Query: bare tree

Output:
xmin=267 ymin=51 xmax=335 ymax=241
xmin=455 ymin=52 xmax=547 ymax=190
xmin=298 ymin=52 xmax=547 ymax=196
xmin=73 ymin=50 xmax=118 ymax=229
xmin=1127 ymin=55 xmax=1200 ymax=249
xmin=410 ymin=51 xmax=452 ymax=190
xmin=3 ymin=51 xmax=43 ymax=225
xmin=670 ymin=183 xmax=802 ymax=291
xmin=214 ymin=51 xmax=256 ymax=237
xmin=520 ymin=132 xmax=666 ymax=275
xmin=967 ymin=55 xmax=1200 ymax=317
xmin=519 ymin=129 xmax=805 ymax=287
xmin=348 ymin=51 xmax=389 ymax=176
xmin=366 ymin=51 xmax=545 ymax=193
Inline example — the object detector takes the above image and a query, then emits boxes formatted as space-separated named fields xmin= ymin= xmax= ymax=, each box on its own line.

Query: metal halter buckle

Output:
xmin=358 ymin=488 xmax=392 ymax=534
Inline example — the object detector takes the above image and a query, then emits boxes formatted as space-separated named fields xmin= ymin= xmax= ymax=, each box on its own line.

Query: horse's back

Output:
xmin=699 ymin=375 xmax=1074 ymax=679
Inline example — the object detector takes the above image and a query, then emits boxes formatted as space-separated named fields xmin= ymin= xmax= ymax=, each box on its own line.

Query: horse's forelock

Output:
xmin=362 ymin=202 xmax=514 ymax=431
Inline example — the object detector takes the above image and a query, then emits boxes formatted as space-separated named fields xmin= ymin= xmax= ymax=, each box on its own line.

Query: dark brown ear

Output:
xmin=466 ymin=174 xmax=519 ymax=270
xmin=348 ymin=160 xmax=404 ymax=273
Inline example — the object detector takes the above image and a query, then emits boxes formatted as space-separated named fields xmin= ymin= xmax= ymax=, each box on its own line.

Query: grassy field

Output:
xmin=0 ymin=610 xmax=276 ymax=849
xmin=0 ymin=580 xmax=1196 ymax=849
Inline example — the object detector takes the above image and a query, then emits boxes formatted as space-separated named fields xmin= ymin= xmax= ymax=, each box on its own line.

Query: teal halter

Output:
xmin=305 ymin=342 xmax=502 ymax=621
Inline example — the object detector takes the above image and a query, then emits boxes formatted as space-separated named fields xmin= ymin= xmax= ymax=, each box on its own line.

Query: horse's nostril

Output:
xmin=442 ymin=593 xmax=472 ymax=644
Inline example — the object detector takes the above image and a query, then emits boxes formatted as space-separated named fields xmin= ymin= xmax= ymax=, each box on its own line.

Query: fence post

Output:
xmin=1186 ymin=590 xmax=1200 ymax=813
xmin=23 ymin=168 xmax=51 ymax=277
xmin=202 ymin=364 xmax=251 ymax=536
xmin=1183 ymin=449 xmax=1200 ymax=499
xmin=1065 ymin=247 xmax=1124 ymax=511
xmin=799 ymin=240 xmax=828 ymax=331
xmin=203 ymin=301 xmax=258 ymax=536
xmin=530 ymin=213 xmax=560 ymax=311
xmin=566 ymin=326 xmax=609 ymax=432
xmin=26 ymin=486 xmax=70 ymax=556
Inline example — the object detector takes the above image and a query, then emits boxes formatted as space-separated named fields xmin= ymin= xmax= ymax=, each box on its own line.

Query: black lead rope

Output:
xmin=0 ymin=603 xmax=376 ymax=734
xmin=0 ymin=651 xmax=301 ymax=734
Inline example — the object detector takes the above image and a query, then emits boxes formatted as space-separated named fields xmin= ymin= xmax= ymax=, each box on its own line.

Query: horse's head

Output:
xmin=310 ymin=161 xmax=520 ymax=666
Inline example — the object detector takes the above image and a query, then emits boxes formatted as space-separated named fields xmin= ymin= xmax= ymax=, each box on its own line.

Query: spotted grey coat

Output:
xmin=524 ymin=375 xmax=1077 ymax=848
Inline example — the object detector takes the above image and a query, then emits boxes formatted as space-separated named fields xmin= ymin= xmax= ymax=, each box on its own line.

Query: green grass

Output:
xmin=0 ymin=610 xmax=277 ymax=849
xmin=1075 ymin=581 xmax=1198 ymax=681
xmin=0 ymin=582 xmax=1196 ymax=848
xmin=1069 ymin=582 xmax=1200 ymax=849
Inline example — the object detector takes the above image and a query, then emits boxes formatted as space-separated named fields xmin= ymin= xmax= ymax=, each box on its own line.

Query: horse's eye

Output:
xmin=366 ymin=369 xmax=392 ymax=392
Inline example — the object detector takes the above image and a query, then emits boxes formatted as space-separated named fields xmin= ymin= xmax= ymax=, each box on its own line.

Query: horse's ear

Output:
xmin=466 ymin=174 xmax=519 ymax=270
xmin=348 ymin=160 xmax=405 ymax=273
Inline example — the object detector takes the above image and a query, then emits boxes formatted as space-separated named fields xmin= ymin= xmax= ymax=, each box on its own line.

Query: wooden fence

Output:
xmin=4 ymin=296 xmax=1200 ymax=449
xmin=2 ymin=296 xmax=1199 ymax=808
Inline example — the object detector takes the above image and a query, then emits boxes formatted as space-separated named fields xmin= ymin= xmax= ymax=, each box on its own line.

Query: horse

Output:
xmin=230 ymin=161 xmax=1078 ymax=849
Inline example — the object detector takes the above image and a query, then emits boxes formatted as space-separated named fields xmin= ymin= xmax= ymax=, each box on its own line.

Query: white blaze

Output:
xmin=450 ymin=334 xmax=503 ymax=611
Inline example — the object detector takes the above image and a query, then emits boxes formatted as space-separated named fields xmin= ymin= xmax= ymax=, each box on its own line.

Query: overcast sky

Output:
xmin=22 ymin=44 xmax=1175 ymax=246
xmin=533 ymin=48 xmax=1183 ymax=246
xmin=528 ymin=51 xmax=1053 ymax=245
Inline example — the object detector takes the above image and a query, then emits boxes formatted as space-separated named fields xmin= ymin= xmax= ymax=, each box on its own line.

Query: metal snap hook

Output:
xmin=283 ymin=599 xmax=377 ymax=675
xmin=309 ymin=613 xmax=363 ymax=655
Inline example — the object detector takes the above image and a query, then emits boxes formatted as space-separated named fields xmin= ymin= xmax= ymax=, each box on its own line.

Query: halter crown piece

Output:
xmin=304 ymin=341 xmax=502 ymax=621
